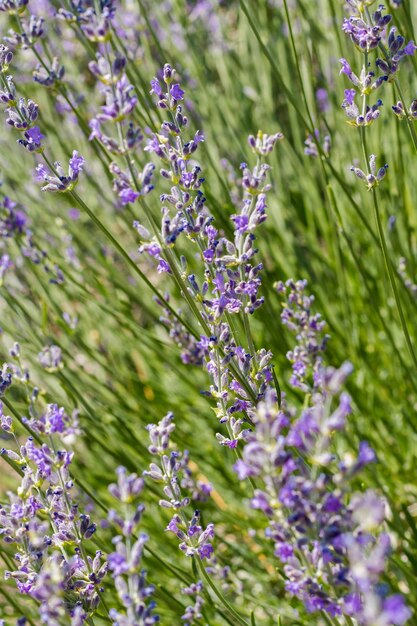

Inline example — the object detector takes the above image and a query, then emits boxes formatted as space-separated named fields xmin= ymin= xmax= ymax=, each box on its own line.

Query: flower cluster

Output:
xmin=342 ymin=90 xmax=383 ymax=127
xmin=57 ymin=0 xmax=116 ymax=43
xmin=181 ymin=581 xmax=204 ymax=625
xmin=137 ymin=65 xmax=284 ymax=440
xmin=107 ymin=467 xmax=159 ymax=626
xmin=144 ymin=412 xmax=214 ymax=561
xmin=0 ymin=193 xmax=27 ymax=237
xmin=35 ymin=151 xmax=85 ymax=193
xmin=0 ymin=408 xmax=107 ymax=623
xmin=85 ymin=38 xmax=155 ymax=206
xmin=342 ymin=5 xmax=392 ymax=51
xmin=88 ymin=55 xmax=139 ymax=154
xmin=351 ymin=154 xmax=388 ymax=190
xmin=234 ymin=281 xmax=410 ymax=623
xmin=340 ymin=3 xmax=416 ymax=158
xmin=276 ymin=279 xmax=329 ymax=391
xmin=304 ymin=130 xmax=331 ymax=158
xmin=0 ymin=46 xmax=46 ymax=153
xmin=23 ymin=403 xmax=80 ymax=444
xmin=392 ymin=99 xmax=417 ymax=121
xmin=0 ymin=45 xmax=86 ymax=192
xmin=376 ymin=28 xmax=417 ymax=78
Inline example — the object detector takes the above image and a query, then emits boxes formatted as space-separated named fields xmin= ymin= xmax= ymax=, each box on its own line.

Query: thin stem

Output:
xmin=282 ymin=0 xmax=315 ymax=131
xmin=68 ymin=190 xmax=198 ymax=338
xmin=196 ymin=558 xmax=251 ymax=626
xmin=372 ymin=190 xmax=417 ymax=371
xmin=239 ymin=0 xmax=312 ymax=134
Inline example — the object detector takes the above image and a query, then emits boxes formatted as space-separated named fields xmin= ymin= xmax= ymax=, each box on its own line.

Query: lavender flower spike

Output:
xmin=351 ymin=154 xmax=388 ymax=190
xmin=36 ymin=151 xmax=85 ymax=192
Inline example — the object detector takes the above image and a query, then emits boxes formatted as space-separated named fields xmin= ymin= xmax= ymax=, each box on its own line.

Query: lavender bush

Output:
xmin=0 ymin=0 xmax=416 ymax=624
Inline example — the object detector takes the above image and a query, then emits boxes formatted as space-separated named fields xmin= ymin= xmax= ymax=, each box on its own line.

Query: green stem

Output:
xmin=372 ymin=190 xmax=417 ymax=371
xmin=282 ymin=0 xmax=315 ymax=131
xmin=68 ymin=190 xmax=198 ymax=338
xmin=239 ymin=0 xmax=312 ymax=133
xmin=196 ymin=558 xmax=251 ymax=626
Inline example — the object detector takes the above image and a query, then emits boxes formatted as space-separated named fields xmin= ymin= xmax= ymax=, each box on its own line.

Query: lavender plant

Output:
xmin=0 ymin=0 xmax=416 ymax=624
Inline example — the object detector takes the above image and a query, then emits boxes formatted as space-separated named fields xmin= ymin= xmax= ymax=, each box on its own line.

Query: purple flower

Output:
xmin=344 ymin=89 xmax=356 ymax=106
xmin=233 ymin=459 xmax=257 ymax=480
xmin=197 ymin=544 xmax=213 ymax=560
xmin=403 ymin=41 xmax=417 ymax=56
xmin=340 ymin=58 xmax=353 ymax=78
xmin=343 ymin=593 xmax=362 ymax=615
xmin=316 ymin=88 xmax=330 ymax=113
xmin=382 ymin=595 xmax=412 ymax=625
xmin=251 ymin=490 xmax=273 ymax=516
xmin=324 ymin=494 xmax=342 ymax=513
xmin=17 ymin=125 xmax=45 ymax=153
xmin=35 ymin=163 xmax=48 ymax=181
xmin=68 ymin=208 xmax=80 ymax=220
xmin=36 ymin=151 xmax=85 ymax=192
xmin=157 ymin=258 xmax=171 ymax=274
xmin=69 ymin=151 xmax=85 ymax=177
xmin=274 ymin=542 xmax=294 ymax=562
xmin=358 ymin=441 xmax=376 ymax=466
xmin=150 ymin=77 xmax=163 ymax=97
xmin=108 ymin=552 xmax=128 ymax=576
xmin=119 ymin=188 xmax=139 ymax=205
xmin=231 ymin=214 xmax=249 ymax=234
xmin=170 ymin=84 xmax=185 ymax=101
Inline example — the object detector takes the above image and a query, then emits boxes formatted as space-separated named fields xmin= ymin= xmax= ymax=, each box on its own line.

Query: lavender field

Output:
xmin=0 ymin=0 xmax=416 ymax=624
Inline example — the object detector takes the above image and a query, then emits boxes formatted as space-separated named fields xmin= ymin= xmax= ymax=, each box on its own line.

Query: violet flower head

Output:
xmin=276 ymin=279 xmax=329 ymax=391
xmin=304 ymin=130 xmax=331 ymax=158
xmin=0 ymin=419 xmax=106 ymax=622
xmin=339 ymin=60 xmax=387 ymax=94
xmin=107 ymin=467 xmax=159 ymax=625
xmin=233 ymin=321 xmax=408 ymax=622
xmin=248 ymin=130 xmax=284 ymax=155
xmin=342 ymin=6 xmax=391 ymax=51
xmin=38 ymin=344 xmax=63 ymax=371
xmin=342 ymin=94 xmax=383 ymax=127
xmin=316 ymin=87 xmax=330 ymax=113
xmin=36 ymin=150 xmax=85 ymax=192
xmin=6 ymin=97 xmax=39 ymax=130
xmin=376 ymin=27 xmax=417 ymax=77
xmin=145 ymin=413 xmax=214 ymax=561
xmin=17 ymin=125 xmax=45 ymax=153
xmin=351 ymin=154 xmax=388 ymax=190
xmin=0 ymin=195 xmax=27 ymax=237
xmin=33 ymin=57 xmax=64 ymax=88
xmin=181 ymin=580 xmax=204 ymax=625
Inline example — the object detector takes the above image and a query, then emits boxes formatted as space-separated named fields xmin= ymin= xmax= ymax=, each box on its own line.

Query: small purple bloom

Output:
xmin=344 ymin=89 xmax=356 ymax=106
xmin=170 ymin=84 xmax=184 ymax=101
xmin=108 ymin=551 xmax=128 ymax=576
xmin=403 ymin=41 xmax=417 ymax=56
xmin=119 ymin=187 xmax=139 ymax=205
xmin=157 ymin=258 xmax=171 ymax=274
xmin=382 ymin=595 xmax=412 ymax=625
xmin=340 ymin=58 xmax=353 ymax=77
xmin=198 ymin=544 xmax=213 ymax=560
xmin=150 ymin=77 xmax=163 ymax=97
xmin=358 ymin=441 xmax=376 ymax=466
